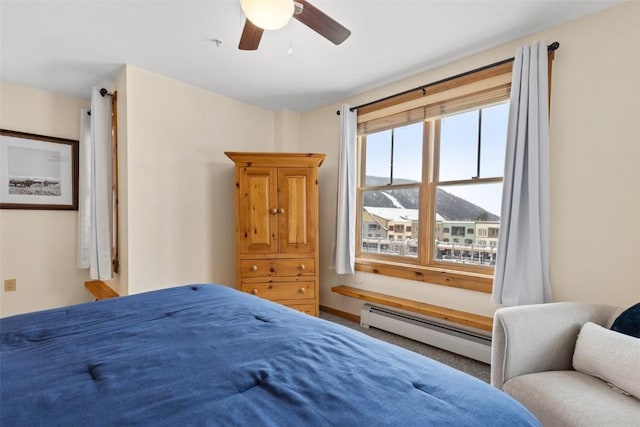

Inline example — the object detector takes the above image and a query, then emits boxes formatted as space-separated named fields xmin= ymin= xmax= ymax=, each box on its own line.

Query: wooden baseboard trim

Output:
xmin=331 ymin=285 xmax=493 ymax=332
xmin=319 ymin=305 xmax=361 ymax=324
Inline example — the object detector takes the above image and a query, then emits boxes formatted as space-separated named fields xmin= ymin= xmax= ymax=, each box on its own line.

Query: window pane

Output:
xmin=392 ymin=122 xmax=422 ymax=183
xmin=437 ymin=182 xmax=502 ymax=219
xmin=361 ymin=188 xmax=419 ymax=258
xmin=364 ymin=129 xmax=392 ymax=186
xmin=480 ymin=102 xmax=508 ymax=178
xmin=439 ymin=110 xmax=479 ymax=181
xmin=364 ymin=122 xmax=423 ymax=186
xmin=434 ymin=183 xmax=502 ymax=266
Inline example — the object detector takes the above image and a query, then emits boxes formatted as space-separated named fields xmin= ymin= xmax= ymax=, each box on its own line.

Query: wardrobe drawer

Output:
xmin=285 ymin=303 xmax=318 ymax=316
xmin=241 ymin=281 xmax=315 ymax=301
xmin=240 ymin=259 xmax=314 ymax=278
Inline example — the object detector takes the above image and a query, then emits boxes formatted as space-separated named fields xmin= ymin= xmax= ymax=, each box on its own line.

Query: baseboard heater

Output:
xmin=360 ymin=304 xmax=492 ymax=364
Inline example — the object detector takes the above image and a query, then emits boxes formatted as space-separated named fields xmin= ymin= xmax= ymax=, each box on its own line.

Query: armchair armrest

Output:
xmin=490 ymin=302 xmax=617 ymax=390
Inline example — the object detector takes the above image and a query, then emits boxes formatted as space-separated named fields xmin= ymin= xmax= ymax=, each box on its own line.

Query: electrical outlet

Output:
xmin=4 ymin=279 xmax=16 ymax=292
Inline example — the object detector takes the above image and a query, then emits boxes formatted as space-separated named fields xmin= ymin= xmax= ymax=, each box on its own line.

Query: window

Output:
xmin=451 ymin=226 xmax=466 ymax=237
xmin=355 ymin=62 xmax=513 ymax=292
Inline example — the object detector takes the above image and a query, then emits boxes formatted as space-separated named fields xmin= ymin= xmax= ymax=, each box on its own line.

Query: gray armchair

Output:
xmin=491 ymin=302 xmax=617 ymax=389
xmin=491 ymin=302 xmax=640 ymax=427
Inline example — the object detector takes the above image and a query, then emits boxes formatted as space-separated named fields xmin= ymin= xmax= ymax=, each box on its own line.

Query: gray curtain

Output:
xmin=331 ymin=104 xmax=357 ymax=274
xmin=492 ymin=41 xmax=551 ymax=306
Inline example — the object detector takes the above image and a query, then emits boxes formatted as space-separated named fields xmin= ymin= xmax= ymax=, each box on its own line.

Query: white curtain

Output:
xmin=331 ymin=104 xmax=357 ymax=274
xmin=492 ymin=41 xmax=551 ymax=306
xmin=78 ymin=109 xmax=92 ymax=268
xmin=78 ymin=87 xmax=113 ymax=280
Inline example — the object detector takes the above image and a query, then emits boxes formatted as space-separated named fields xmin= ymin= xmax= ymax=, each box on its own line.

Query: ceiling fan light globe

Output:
xmin=240 ymin=0 xmax=294 ymax=31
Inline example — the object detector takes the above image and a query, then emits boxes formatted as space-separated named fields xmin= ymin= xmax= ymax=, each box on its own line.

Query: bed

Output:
xmin=1 ymin=284 xmax=538 ymax=426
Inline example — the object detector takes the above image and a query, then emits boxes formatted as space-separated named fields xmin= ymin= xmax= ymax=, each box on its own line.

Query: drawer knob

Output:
xmin=277 ymin=208 xmax=285 ymax=214
xmin=249 ymin=265 xmax=258 ymax=272
xmin=298 ymin=287 xmax=306 ymax=294
xmin=270 ymin=208 xmax=277 ymax=214
xmin=250 ymin=289 xmax=258 ymax=295
xmin=298 ymin=264 xmax=306 ymax=271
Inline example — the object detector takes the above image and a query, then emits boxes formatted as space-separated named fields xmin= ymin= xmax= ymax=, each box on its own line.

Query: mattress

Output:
xmin=1 ymin=284 xmax=539 ymax=426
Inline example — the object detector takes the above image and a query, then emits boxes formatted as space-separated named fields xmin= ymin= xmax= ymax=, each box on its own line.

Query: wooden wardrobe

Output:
xmin=225 ymin=152 xmax=325 ymax=316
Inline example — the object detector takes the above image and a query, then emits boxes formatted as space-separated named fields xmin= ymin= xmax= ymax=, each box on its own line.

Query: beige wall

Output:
xmin=303 ymin=1 xmax=640 ymax=317
xmin=121 ymin=65 xmax=276 ymax=295
xmin=0 ymin=82 xmax=92 ymax=317
xmin=274 ymin=109 xmax=302 ymax=151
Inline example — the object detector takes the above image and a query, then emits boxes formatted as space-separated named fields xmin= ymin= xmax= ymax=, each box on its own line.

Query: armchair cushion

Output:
xmin=573 ymin=322 xmax=640 ymax=399
xmin=610 ymin=302 xmax=640 ymax=338
xmin=504 ymin=371 xmax=640 ymax=427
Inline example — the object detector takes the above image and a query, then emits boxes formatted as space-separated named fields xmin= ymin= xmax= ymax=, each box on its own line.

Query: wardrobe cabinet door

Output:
xmin=277 ymin=167 xmax=317 ymax=255
xmin=238 ymin=167 xmax=278 ymax=254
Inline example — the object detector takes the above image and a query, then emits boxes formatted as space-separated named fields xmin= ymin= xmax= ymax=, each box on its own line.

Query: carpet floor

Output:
xmin=319 ymin=310 xmax=491 ymax=383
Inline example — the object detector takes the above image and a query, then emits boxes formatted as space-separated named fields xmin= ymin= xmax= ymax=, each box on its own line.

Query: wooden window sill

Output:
xmin=355 ymin=258 xmax=493 ymax=294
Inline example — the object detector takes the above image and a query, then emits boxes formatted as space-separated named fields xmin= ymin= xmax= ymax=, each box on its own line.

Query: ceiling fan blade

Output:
xmin=238 ymin=19 xmax=264 ymax=50
xmin=293 ymin=0 xmax=350 ymax=45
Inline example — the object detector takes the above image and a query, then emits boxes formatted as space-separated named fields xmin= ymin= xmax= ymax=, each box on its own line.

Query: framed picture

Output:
xmin=0 ymin=129 xmax=79 ymax=210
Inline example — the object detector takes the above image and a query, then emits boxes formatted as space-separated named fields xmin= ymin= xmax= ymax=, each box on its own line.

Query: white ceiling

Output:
xmin=0 ymin=0 xmax=622 ymax=112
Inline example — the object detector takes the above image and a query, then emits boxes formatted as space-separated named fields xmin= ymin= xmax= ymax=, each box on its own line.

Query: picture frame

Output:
xmin=0 ymin=129 xmax=79 ymax=210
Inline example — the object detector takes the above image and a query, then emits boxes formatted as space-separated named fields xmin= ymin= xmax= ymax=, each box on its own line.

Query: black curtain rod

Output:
xmin=87 ymin=88 xmax=114 ymax=115
xmin=336 ymin=41 xmax=559 ymax=115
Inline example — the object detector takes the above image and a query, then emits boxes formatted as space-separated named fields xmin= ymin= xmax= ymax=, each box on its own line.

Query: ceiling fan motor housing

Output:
xmin=240 ymin=0 xmax=294 ymax=31
xmin=238 ymin=0 xmax=351 ymax=50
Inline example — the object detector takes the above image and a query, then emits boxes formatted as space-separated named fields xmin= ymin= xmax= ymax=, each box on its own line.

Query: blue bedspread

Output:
xmin=1 ymin=284 xmax=539 ymax=426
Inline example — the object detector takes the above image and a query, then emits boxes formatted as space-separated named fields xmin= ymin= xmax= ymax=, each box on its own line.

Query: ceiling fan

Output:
xmin=238 ymin=0 xmax=351 ymax=51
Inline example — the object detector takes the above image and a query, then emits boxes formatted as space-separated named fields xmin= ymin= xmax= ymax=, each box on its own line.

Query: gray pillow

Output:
xmin=573 ymin=322 xmax=640 ymax=399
